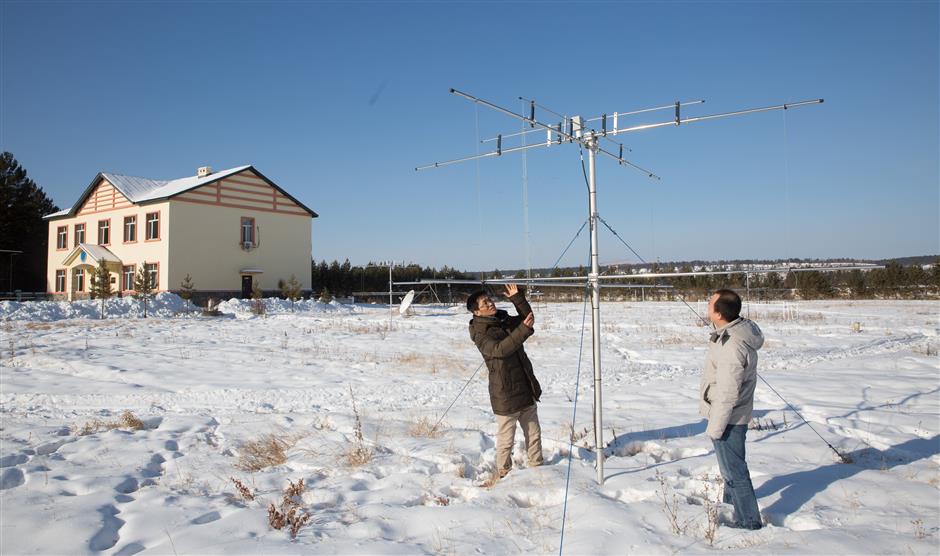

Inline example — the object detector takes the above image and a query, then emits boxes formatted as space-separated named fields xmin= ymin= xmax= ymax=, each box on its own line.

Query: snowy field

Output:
xmin=1 ymin=296 xmax=938 ymax=555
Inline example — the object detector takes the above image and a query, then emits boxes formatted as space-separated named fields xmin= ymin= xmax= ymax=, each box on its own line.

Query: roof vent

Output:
xmin=197 ymin=166 xmax=213 ymax=178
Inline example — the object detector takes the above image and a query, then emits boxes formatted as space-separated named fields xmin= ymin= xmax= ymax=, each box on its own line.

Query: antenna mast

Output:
xmin=416 ymin=88 xmax=823 ymax=485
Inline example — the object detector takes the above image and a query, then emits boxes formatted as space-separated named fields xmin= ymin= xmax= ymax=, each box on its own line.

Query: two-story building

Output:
xmin=45 ymin=165 xmax=317 ymax=301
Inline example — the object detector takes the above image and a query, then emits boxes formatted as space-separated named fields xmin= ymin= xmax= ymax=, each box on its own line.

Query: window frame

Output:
xmin=98 ymin=218 xmax=111 ymax=246
xmin=73 ymin=267 xmax=85 ymax=292
xmin=143 ymin=261 xmax=159 ymax=290
xmin=122 ymin=264 xmax=136 ymax=292
xmin=240 ymin=216 xmax=255 ymax=246
xmin=55 ymin=269 xmax=66 ymax=293
xmin=56 ymin=226 xmax=68 ymax=250
xmin=123 ymin=215 xmax=137 ymax=243
xmin=74 ymin=222 xmax=86 ymax=245
xmin=145 ymin=211 xmax=160 ymax=242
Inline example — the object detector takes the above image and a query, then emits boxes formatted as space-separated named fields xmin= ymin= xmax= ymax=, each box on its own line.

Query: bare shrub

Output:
xmin=344 ymin=386 xmax=374 ymax=467
xmin=408 ymin=416 xmax=443 ymax=438
xmin=656 ymin=471 xmax=688 ymax=535
xmin=268 ymin=479 xmax=311 ymax=539
xmin=748 ymin=417 xmax=782 ymax=431
xmin=911 ymin=518 xmax=927 ymax=539
xmin=230 ymin=477 xmax=255 ymax=502
xmin=237 ymin=434 xmax=296 ymax=471
xmin=563 ymin=423 xmax=591 ymax=447
xmin=700 ymin=479 xmax=721 ymax=546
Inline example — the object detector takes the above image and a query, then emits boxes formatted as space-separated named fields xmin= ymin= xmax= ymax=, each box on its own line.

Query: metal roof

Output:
xmin=44 ymin=165 xmax=318 ymax=219
xmin=62 ymin=243 xmax=122 ymax=266
xmin=101 ymin=165 xmax=251 ymax=204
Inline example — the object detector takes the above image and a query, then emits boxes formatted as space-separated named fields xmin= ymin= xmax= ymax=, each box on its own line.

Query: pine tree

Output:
xmin=0 ymin=152 xmax=60 ymax=291
xmin=251 ymin=279 xmax=265 ymax=315
xmin=88 ymin=260 xmax=113 ymax=319
xmin=340 ymin=258 xmax=352 ymax=296
xmin=281 ymin=274 xmax=302 ymax=311
xmin=179 ymin=274 xmax=195 ymax=302
xmin=133 ymin=267 xmax=154 ymax=318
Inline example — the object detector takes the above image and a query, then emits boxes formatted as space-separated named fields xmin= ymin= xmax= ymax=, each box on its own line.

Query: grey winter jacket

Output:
xmin=699 ymin=317 xmax=765 ymax=439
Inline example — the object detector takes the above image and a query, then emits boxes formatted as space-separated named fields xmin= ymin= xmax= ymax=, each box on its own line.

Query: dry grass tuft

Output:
xmin=408 ymin=416 xmax=443 ymax=438
xmin=118 ymin=410 xmax=145 ymax=430
xmin=479 ymin=471 xmax=500 ymax=489
xmin=73 ymin=410 xmax=146 ymax=436
xmin=268 ymin=478 xmax=311 ymax=539
xmin=237 ymin=434 xmax=298 ymax=472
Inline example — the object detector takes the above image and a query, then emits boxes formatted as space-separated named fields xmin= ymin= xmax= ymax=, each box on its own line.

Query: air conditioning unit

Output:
xmin=197 ymin=166 xmax=213 ymax=178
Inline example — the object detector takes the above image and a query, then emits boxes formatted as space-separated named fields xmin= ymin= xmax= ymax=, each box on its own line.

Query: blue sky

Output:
xmin=2 ymin=0 xmax=937 ymax=271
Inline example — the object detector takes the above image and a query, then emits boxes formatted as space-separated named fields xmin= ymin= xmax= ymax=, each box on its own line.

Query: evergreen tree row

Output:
xmin=310 ymin=259 xmax=471 ymax=298
xmin=0 ymin=152 xmax=59 ymax=292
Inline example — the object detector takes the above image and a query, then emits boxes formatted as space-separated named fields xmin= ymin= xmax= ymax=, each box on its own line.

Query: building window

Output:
xmin=124 ymin=216 xmax=137 ymax=243
xmin=144 ymin=263 xmax=158 ymax=289
xmin=74 ymin=223 xmax=86 ymax=245
xmin=122 ymin=265 xmax=135 ymax=291
xmin=146 ymin=212 xmax=160 ymax=241
xmin=57 ymin=226 xmax=68 ymax=250
xmin=98 ymin=219 xmax=110 ymax=245
xmin=55 ymin=270 xmax=66 ymax=292
xmin=73 ymin=268 xmax=85 ymax=292
xmin=240 ymin=217 xmax=255 ymax=245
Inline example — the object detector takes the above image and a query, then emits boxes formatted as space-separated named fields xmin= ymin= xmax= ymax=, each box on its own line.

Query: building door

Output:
xmin=241 ymin=275 xmax=253 ymax=298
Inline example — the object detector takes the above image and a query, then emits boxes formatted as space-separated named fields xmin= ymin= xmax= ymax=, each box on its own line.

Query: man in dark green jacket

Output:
xmin=468 ymin=283 xmax=543 ymax=478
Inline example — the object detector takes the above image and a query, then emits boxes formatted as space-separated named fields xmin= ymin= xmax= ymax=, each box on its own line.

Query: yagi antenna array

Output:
xmin=416 ymin=88 xmax=823 ymax=485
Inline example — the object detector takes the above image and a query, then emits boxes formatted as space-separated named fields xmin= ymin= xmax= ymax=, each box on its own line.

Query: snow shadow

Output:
xmin=607 ymin=419 xmax=708 ymax=448
xmin=757 ymin=434 xmax=940 ymax=518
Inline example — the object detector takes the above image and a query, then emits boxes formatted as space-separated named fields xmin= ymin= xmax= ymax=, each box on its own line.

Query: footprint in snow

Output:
xmin=0 ymin=454 xmax=29 ymax=467
xmin=115 ymin=477 xmax=139 ymax=494
xmin=88 ymin=504 xmax=125 ymax=551
xmin=191 ymin=511 xmax=221 ymax=525
xmin=142 ymin=454 xmax=166 ymax=478
xmin=113 ymin=542 xmax=146 ymax=556
xmin=0 ymin=467 xmax=25 ymax=490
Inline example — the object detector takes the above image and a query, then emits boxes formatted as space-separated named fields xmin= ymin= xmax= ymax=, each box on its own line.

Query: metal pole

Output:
xmin=746 ymin=272 xmax=751 ymax=318
xmin=587 ymin=136 xmax=604 ymax=485
xmin=389 ymin=262 xmax=393 ymax=327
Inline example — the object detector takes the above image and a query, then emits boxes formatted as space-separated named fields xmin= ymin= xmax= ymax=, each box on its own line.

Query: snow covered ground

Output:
xmin=1 ymin=297 xmax=938 ymax=554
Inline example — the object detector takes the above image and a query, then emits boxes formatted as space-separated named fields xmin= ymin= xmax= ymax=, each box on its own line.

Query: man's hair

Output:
xmin=467 ymin=290 xmax=487 ymax=312
xmin=712 ymin=289 xmax=742 ymax=321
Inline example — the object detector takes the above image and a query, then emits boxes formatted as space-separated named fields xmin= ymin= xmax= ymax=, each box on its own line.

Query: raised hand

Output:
xmin=504 ymin=283 xmax=519 ymax=298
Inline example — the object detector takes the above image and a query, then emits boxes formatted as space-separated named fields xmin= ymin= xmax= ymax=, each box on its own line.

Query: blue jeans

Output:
xmin=712 ymin=424 xmax=762 ymax=529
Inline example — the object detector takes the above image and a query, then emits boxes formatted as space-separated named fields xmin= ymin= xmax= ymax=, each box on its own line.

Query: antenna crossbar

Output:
xmin=606 ymin=99 xmax=824 ymax=137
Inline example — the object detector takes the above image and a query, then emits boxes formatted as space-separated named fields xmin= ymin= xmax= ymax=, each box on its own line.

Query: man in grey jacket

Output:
xmin=699 ymin=289 xmax=764 ymax=530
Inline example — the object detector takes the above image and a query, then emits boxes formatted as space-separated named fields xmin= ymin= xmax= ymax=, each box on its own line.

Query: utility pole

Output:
xmin=416 ymin=89 xmax=823 ymax=484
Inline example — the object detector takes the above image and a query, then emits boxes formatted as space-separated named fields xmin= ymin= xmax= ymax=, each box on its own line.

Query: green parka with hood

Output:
xmin=469 ymin=292 xmax=542 ymax=416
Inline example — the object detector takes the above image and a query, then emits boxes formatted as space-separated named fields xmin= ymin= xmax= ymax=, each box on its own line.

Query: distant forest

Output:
xmin=311 ymin=257 xmax=940 ymax=302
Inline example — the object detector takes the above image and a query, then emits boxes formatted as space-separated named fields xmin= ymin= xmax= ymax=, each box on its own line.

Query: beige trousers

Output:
xmin=495 ymin=404 xmax=543 ymax=475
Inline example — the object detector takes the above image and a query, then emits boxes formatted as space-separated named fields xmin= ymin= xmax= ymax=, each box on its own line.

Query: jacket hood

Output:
xmin=716 ymin=318 xmax=764 ymax=351
xmin=469 ymin=309 xmax=509 ymax=330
